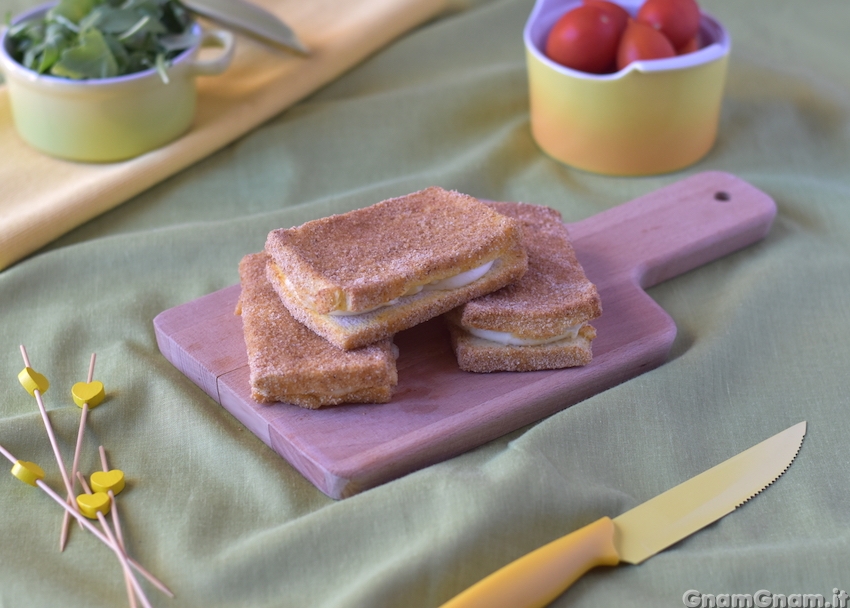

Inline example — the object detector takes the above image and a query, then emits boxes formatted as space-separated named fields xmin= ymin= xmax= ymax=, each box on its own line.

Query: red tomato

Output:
xmin=677 ymin=36 xmax=700 ymax=55
xmin=582 ymin=0 xmax=630 ymax=33
xmin=545 ymin=4 xmax=626 ymax=74
xmin=636 ymin=0 xmax=701 ymax=50
xmin=616 ymin=19 xmax=676 ymax=70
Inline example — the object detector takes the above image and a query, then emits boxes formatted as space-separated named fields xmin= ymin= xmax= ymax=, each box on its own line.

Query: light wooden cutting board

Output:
xmin=154 ymin=171 xmax=777 ymax=499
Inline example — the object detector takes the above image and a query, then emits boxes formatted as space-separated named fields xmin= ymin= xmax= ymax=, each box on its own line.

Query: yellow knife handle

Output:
xmin=439 ymin=517 xmax=620 ymax=608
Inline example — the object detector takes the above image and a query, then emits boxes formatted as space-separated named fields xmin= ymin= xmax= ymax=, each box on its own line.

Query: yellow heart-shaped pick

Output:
xmin=11 ymin=460 xmax=45 ymax=486
xmin=77 ymin=492 xmax=111 ymax=519
xmin=90 ymin=469 xmax=125 ymax=495
xmin=18 ymin=367 xmax=49 ymax=396
xmin=71 ymin=380 xmax=105 ymax=408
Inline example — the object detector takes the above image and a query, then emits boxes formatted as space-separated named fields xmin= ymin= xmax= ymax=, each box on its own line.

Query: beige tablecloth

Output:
xmin=0 ymin=0 xmax=450 ymax=270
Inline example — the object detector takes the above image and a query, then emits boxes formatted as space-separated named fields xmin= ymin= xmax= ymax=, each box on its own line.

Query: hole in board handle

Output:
xmin=714 ymin=191 xmax=731 ymax=202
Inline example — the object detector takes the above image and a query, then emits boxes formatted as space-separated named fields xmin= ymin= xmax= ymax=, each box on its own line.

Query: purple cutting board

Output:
xmin=154 ymin=171 xmax=776 ymax=499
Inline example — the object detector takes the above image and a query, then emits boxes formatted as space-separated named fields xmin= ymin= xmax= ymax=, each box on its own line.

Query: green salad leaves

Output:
xmin=7 ymin=0 xmax=198 ymax=81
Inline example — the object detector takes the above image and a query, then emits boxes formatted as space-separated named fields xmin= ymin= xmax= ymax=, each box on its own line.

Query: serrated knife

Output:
xmin=440 ymin=421 xmax=807 ymax=608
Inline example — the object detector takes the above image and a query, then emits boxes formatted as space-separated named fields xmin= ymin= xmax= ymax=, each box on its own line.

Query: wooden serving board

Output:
xmin=154 ymin=171 xmax=776 ymax=499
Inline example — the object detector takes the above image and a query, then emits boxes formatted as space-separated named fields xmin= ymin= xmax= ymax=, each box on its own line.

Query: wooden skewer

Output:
xmin=0 ymin=443 xmax=15 ymax=464
xmin=77 ymin=472 xmax=149 ymax=608
xmin=0 ymin=444 xmax=150 ymax=606
xmin=75 ymin=477 xmax=174 ymax=598
xmin=19 ymin=346 xmax=76 ymax=516
xmin=71 ymin=354 xmax=97 ymax=485
xmin=61 ymin=353 xmax=98 ymax=550
xmin=99 ymin=446 xmax=128 ymax=551
xmin=8 ymin=353 xmax=175 ymax=602
xmin=48 ymin=479 xmax=151 ymax=608
xmin=97 ymin=446 xmax=134 ymax=608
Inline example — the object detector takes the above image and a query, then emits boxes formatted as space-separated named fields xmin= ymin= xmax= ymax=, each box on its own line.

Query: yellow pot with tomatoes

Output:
xmin=524 ymin=0 xmax=730 ymax=176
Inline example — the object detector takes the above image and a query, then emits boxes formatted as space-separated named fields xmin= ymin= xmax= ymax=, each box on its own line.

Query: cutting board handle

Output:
xmin=568 ymin=171 xmax=777 ymax=290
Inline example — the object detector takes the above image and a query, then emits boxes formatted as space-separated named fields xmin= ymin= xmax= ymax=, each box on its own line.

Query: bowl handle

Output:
xmin=0 ymin=25 xmax=9 ymax=77
xmin=189 ymin=29 xmax=236 ymax=76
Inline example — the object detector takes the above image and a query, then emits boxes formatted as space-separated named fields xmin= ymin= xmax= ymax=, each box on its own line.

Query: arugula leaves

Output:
xmin=8 ymin=0 xmax=197 ymax=81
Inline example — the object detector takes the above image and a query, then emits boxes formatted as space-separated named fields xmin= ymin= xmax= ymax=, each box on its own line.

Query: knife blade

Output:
xmin=439 ymin=421 xmax=806 ymax=608
xmin=181 ymin=0 xmax=308 ymax=54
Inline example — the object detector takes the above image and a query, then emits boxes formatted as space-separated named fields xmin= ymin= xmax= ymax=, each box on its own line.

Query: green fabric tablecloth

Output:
xmin=2 ymin=0 xmax=849 ymax=606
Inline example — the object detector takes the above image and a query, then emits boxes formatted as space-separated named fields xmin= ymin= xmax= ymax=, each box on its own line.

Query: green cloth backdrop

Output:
xmin=2 ymin=0 xmax=849 ymax=607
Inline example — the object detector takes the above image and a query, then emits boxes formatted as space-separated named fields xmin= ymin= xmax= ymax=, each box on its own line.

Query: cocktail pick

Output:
xmin=95 ymin=445 xmax=133 ymax=607
xmin=18 ymin=346 xmax=76 ymax=519
xmin=7 ymin=353 xmax=174 ymax=603
xmin=77 ymin=474 xmax=174 ymax=599
xmin=1 ymin=443 xmax=151 ymax=608
xmin=0 ymin=443 xmax=43 ymax=484
xmin=97 ymin=446 xmax=127 ymax=549
xmin=77 ymin=471 xmax=149 ymax=608
xmin=60 ymin=353 xmax=103 ymax=551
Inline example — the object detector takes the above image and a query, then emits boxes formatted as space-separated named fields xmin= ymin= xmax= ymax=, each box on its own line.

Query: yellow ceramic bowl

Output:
xmin=524 ymin=0 xmax=730 ymax=176
xmin=0 ymin=3 xmax=235 ymax=162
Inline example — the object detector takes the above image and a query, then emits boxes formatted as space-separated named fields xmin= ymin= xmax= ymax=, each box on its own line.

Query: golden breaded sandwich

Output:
xmin=264 ymin=187 xmax=528 ymax=350
xmin=237 ymin=252 xmax=398 ymax=408
xmin=445 ymin=202 xmax=601 ymax=372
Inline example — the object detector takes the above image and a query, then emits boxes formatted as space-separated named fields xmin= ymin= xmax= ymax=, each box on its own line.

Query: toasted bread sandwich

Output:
xmin=237 ymin=252 xmax=398 ymax=408
xmin=264 ymin=187 xmax=528 ymax=350
xmin=445 ymin=202 xmax=601 ymax=372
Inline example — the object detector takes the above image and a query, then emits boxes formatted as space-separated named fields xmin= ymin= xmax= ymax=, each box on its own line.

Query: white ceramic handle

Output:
xmin=190 ymin=29 xmax=236 ymax=76
xmin=0 ymin=25 xmax=10 ymax=76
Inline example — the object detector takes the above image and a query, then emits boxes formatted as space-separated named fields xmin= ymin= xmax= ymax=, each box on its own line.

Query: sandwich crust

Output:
xmin=238 ymin=252 xmax=398 ymax=408
xmin=446 ymin=202 xmax=601 ymax=373
xmin=266 ymin=240 xmax=527 ymax=350
xmin=448 ymin=202 xmax=601 ymax=339
xmin=263 ymin=187 xmax=528 ymax=350
xmin=264 ymin=187 xmax=526 ymax=315
xmin=448 ymin=324 xmax=596 ymax=372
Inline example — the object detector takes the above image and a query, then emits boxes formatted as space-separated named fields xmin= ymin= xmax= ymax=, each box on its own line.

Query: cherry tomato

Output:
xmin=582 ymin=0 xmax=630 ymax=33
xmin=545 ymin=4 xmax=626 ymax=74
xmin=616 ymin=19 xmax=676 ymax=71
xmin=636 ymin=0 xmax=701 ymax=50
xmin=677 ymin=36 xmax=700 ymax=55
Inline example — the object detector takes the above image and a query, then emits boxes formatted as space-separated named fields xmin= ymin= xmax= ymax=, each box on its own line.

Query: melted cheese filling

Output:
xmin=466 ymin=323 xmax=583 ymax=346
xmin=327 ymin=260 xmax=495 ymax=316
xmin=422 ymin=260 xmax=494 ymax=291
